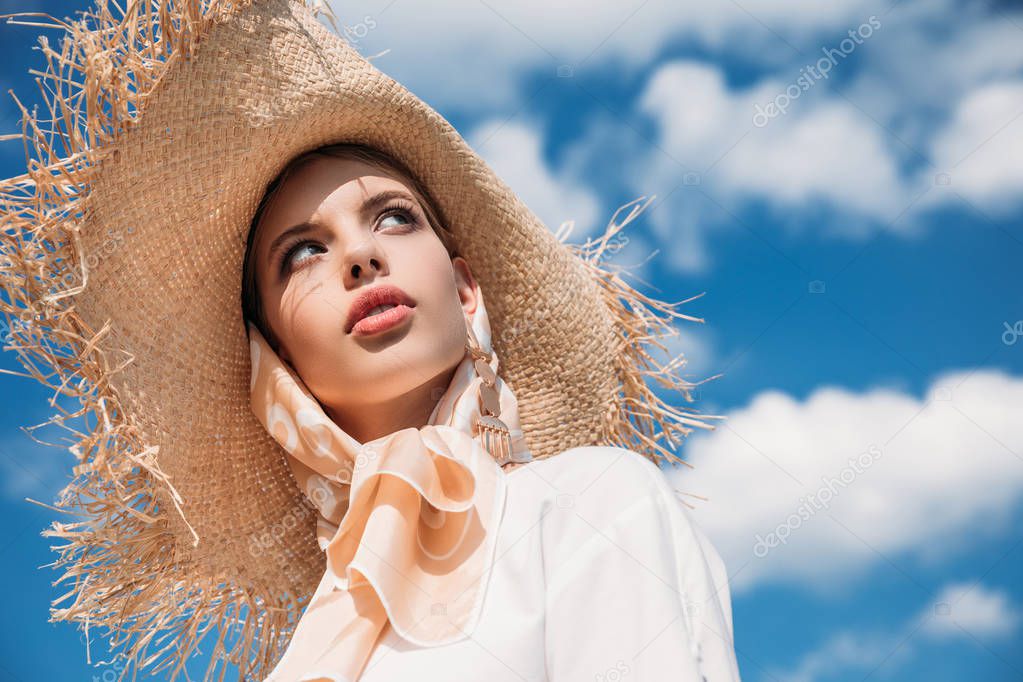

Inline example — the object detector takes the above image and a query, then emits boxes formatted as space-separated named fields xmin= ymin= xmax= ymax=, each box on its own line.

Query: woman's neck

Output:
xmin=325 ymin=364 xmax=458 ymax=444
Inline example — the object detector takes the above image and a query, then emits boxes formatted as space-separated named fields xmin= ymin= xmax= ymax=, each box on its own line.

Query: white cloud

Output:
xmin=466 ymin=118 xmax=602 ymax=239
xmin=545 ymin=1 xmax=1023 ymax=274
xmin=637 ymin=61 xmax=905 ymax=219
xmin=772 ymin=629 xmax=909 ymax=682
xmin=920 ymin=582 xmax=1021 ymax=639
xmin=612 ymin=60 xmax=909 ymax=273
xmin=774 ymin=582 xmax=1019 ymax=681
xmin=671 ymin=368 xmax=1023 ymax=594
xmin=843 ymin=2 xmax=1023 ymax=155
xmin=925 ymin=81 xmax=1023 ymax=214
xmin=312 ymin=0 xmax=1023 ymax=277
xmin=322 ymin=0 xmax=869 ymax=111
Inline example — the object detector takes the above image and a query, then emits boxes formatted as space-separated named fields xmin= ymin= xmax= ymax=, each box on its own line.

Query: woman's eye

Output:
xmin=378 ymin=208 xmax=417 ymax=231
xmin=283 ymin=241 xmax=325 ymax=272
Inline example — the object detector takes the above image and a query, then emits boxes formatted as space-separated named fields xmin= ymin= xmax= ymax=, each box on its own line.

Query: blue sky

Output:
xmin=1 ymin=0 xmax=1021 ymax=680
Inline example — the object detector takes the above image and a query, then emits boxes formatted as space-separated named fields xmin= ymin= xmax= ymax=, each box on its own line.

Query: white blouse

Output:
xmin=346 ymin=445 xmax=742 ymax=682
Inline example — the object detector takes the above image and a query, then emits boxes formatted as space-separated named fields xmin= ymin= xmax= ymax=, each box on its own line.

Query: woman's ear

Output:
xmin=452 ymin=256 xmax=478 ymax=319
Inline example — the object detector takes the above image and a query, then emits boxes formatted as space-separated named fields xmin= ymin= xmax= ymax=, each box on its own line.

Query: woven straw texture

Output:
xmin=0 ymin=0 xmax=721 ymax=678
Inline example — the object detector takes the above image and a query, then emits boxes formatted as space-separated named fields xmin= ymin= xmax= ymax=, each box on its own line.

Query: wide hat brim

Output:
xmin=0 ymin=0 xmax=718 ymax=678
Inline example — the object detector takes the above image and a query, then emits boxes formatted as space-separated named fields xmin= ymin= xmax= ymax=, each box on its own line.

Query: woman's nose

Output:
xmin=342 ymin=236 xmax=387 ymax=284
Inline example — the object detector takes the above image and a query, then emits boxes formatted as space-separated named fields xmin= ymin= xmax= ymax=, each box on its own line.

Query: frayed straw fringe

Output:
xmin=0 ymin=1 xmax=373 ymax=680
xmin=0 ymin=0 xmax=721 ymax=679
xmin=558 ymin=195 xmax=726 ymax=506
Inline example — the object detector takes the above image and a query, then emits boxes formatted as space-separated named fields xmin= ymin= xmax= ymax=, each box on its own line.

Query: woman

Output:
xmin=239 ymin=142 xmax=741 ymax=681
xmin=0 ymin=0 xmax=739 ymax=680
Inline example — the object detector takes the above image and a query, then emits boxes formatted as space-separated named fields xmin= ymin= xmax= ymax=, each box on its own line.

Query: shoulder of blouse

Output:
xmin=521 ymin=444 xmax=728 ymax=594
xmin=516 ymin=444 xmax=673 ymax=510
xmin=507 ymin=445 xmax=684 ymax=570
xmin=533 ymin=446 xmax=741 ymax=681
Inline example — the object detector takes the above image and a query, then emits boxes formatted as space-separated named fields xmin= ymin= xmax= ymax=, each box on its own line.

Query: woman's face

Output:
xmin=252 ymin=156 xmax=478 ymax=438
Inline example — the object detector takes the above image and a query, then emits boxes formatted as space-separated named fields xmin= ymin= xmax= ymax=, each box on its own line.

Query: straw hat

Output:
xmin=0 ymin=0 xmax=720 ymax=678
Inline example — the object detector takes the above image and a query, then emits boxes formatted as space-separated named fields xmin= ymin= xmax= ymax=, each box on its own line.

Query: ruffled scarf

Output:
xmin=248 ymin=288 xmax=532 ymax=681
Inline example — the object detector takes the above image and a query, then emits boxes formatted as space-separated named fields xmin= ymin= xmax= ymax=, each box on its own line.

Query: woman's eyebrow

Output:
xmin=357 ymin=189 xmax=418 ymax=222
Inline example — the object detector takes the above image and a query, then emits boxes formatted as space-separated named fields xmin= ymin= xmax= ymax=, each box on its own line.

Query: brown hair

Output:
xmin=241 ymin=142 xmax=458 ymax=352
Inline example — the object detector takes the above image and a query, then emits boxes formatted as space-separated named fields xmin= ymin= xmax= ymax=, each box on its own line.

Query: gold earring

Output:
xmin=465 ymin=321 xmax=513 ymax=466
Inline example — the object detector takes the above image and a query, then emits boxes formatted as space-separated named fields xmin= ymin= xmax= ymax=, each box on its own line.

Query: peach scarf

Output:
xmin=248 ymin=289 xmax=532 ymax=682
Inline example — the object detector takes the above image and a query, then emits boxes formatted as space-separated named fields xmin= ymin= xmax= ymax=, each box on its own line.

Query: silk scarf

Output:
xmin=249 ymin=288 xmax=532 ymax=682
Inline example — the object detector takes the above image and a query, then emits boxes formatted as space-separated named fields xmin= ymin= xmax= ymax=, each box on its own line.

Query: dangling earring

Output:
xmin=465 ymin=319 xmax=514 ymax=466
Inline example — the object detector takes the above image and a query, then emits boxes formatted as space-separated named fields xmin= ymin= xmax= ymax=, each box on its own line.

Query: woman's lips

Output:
xmin=350 ymin=303 xmax=415 ymax=336
xmin=344 ymin=283 xmax=416 ymax=333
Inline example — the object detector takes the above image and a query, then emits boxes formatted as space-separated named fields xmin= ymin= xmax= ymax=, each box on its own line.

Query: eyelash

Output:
xmin=278 ymin=201 xmax=421 ymax=275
